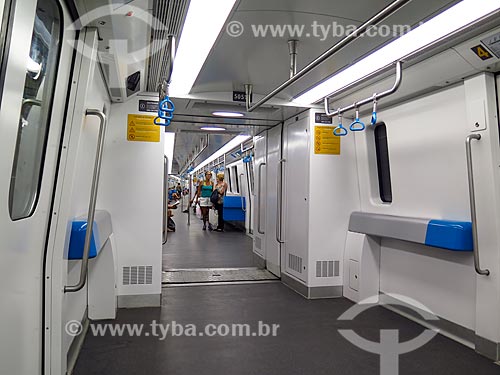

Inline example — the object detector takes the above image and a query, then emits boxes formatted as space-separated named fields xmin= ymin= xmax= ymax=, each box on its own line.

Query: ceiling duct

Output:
xmin=147 ymin=0 xmax=189 ymax=92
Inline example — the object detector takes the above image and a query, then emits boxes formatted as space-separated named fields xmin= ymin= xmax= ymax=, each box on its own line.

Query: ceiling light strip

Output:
xmin=295 ymin=0 xmax=500 ymax=105
xmin=169 ymin=0 xmax=237 ymax=96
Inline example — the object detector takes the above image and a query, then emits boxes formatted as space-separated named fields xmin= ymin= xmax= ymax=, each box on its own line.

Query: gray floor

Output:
xmin=74 ymin=283 xmax=500 ymax=375
xmin=163 ymin=211 xmax=255 ymax=269
xmin=74 ymin=209 xmax=500 ymax=374
xmin=162 ymin=267 xmax=278 ymax=284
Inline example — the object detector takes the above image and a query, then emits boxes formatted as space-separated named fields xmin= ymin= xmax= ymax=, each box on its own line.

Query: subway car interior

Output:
xmin=2 ymin=0 xmax=500 ymax=374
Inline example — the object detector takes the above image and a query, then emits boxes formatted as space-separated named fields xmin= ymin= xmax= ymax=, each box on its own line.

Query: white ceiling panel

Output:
xmin=192 ymin=0 xmax=460 ymax=99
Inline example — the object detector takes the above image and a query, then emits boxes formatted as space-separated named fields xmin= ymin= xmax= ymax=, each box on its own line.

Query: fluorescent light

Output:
xmin=192 ymin=135 xmax=251 ymax=174
xmin=200 ymin=126 xmax=227 ymax=131
xmin=169 ymin=0 xmax=237 ymax=96
xmin=212 ymin=111 xmax=244 ymax=118
xmin=294 ymin=0 xmax=500 ymax=105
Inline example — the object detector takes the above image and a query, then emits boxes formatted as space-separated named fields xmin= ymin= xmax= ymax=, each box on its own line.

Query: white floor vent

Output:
xmin=288 ymin=254 xmax=303 ymax=273
xmin=316 ymin=261 xmax=340 ymax=277
xmin=123 ymin=266 xmax=153 ymax=286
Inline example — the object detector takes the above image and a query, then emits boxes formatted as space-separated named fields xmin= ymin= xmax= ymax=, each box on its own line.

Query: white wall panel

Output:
xmin=355 ymin=84 xmax=475 ymax=328
xmin=98 ymin=95 xmax=164 ymax=299
xmin=356 ymin=84 xmax=470 ymax=219
xmin=265 ymin=125 xmax=282 ymax=276
xmin=253 ymin=134 xmax=267 ymax=258
xmin=307 ymin=112 xmax=361 ymax=287
xmin=283 ymin=117 xmax=309 ymax=282
xmin=380 ymin=239 xmax=476 ymax=329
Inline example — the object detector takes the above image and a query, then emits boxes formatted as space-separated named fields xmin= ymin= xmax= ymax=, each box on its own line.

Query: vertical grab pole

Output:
xmin=65 ymin=109 xmax=107 ymax=293
xmin=188 ymin=174 xmax=192 ymax=226
xmin=239 ymin=173 xmax=246 ymax=212
xmin=465 ymin=134 xmax=490 ymax=276
xmin=276 ymin=159 xmax=286 ymax=244
xmin=245 ymin=162 xmax=253 ymax=235
xmin=257 ymin=163 xmax=266 ymax=234
xmin=163 ymin=156 xmax=168 ymax=245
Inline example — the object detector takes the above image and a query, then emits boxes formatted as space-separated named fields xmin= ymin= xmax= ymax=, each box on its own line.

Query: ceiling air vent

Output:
xmin=147 ymin=0 xmax=190 ymax=92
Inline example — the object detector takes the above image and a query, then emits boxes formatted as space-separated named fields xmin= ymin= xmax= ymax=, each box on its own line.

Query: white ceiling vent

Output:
xmin=147 ymin=0 xmax=190 ymax=92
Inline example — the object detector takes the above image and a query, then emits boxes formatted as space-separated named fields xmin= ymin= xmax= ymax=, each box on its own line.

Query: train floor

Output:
xmin=73 ymin=209 xmax=500 ymax=374
xmin=74 ymin=282 xmax=500 ymax=375
xmin=162 ymin=211 xmax=256 ymax=269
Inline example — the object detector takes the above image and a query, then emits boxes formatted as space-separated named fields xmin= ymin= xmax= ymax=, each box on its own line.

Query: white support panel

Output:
xmin=307 ymin=111 xmax=361 ymax=288
xmin=98 ymin=95 xmax=164 ymax=304
xmin=283 ymin=117 xmax=309 ymax=282
xmin=88 ymin=238 xmax=117 ymax=320
xmin=265 ymin=125 xmax=282 ymax=277
xmin=253 ymin=133 xmax=267 ymax=259
xmin=343 ymin=232 xmax=381 ymax=303
xmin=464 ymin=73 xmax=500 ymax=350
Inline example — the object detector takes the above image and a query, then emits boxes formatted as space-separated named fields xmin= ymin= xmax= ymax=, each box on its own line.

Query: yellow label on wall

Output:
xmin=314 ymin=126 xmax=341 ymax=155
xmin=127 ymin=114 xmax=160 ymax=142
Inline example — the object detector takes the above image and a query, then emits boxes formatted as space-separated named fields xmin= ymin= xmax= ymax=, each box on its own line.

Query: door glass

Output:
xmin=9 ymin=0 xmax=62 ymax=220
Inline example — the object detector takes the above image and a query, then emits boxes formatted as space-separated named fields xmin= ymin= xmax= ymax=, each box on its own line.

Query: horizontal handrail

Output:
xmin=324 ymin=61 xmax=403 ymax=117
xmin=246 ymin=0 xmax=411 ymax=112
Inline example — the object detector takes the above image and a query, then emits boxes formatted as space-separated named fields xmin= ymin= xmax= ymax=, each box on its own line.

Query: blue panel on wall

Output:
xmin=425 ymin=220 xmax=473 ymax=252
xmin=68 ymin=221 xmax=101 ymax=260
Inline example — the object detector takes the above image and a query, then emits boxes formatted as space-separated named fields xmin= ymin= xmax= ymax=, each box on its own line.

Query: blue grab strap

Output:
xmin=333 ymin=124 xmax=348 ymax=136
xmin=350 ymin=118 xmax=365 ymax=132
xmin=154 ymin=97 xmax=175 ymax=127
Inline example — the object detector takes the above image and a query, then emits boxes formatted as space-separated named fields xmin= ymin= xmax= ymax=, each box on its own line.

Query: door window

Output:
xmin=8 ymin=0 xmax=62 ymax=220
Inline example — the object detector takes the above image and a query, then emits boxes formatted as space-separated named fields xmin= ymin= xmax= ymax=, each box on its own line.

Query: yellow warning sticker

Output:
xmin=127 ymin=114 xmax=160 ymax=142
xmin=314 ymin=126 xmax=341 ymax=155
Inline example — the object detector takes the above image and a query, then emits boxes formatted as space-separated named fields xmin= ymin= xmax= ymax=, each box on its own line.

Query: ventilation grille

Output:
xmin=316 ymin=261 xmax=340 ymax=277
xmin=147 ymin=0 xmax=190 ymax=91
xmin=288 ymin=254 xmax=303 ymax=273
xmin=123 ymin=266 xmax=153 ymax=285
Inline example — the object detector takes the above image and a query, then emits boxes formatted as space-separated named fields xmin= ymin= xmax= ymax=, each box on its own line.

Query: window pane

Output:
xmin=9 ymin=0 xmax=61 ymax=220
xmin=233 ymin=166 xmax=239 ymax=193
xmin=374 ymin=123 xmax=393 ymax=203
xmin=227 ymin=168 xmax=232 ymax=192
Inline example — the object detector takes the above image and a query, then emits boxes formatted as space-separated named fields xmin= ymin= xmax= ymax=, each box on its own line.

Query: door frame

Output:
xmin=43 ymin=27 xmax=99 ymax=375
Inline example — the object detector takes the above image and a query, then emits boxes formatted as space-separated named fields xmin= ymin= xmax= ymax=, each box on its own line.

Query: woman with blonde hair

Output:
xmin=213 ymin=173 xmax=228 ymax=232
xmin=196 ymin=171 xmax=214 ymax=230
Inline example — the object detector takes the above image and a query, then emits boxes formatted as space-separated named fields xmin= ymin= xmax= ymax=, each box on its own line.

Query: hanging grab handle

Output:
xmin=154 ymin=96 xmax=175 ymax=126
xmin=333 ymin=111 xmax=348 ymax=137
xmin=350 ymin=106 xmax=365 ymax=132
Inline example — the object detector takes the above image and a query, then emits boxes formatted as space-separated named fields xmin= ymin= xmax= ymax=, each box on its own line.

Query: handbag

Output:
xmin=210 ymin=189 xmax=219 ymax=205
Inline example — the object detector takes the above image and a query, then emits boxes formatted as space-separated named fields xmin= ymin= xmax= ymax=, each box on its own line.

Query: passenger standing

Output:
xmin=214 ymin=173 xmax=228 ymax=232
xmin=197 ymin=171 xmax=214 ymax=230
